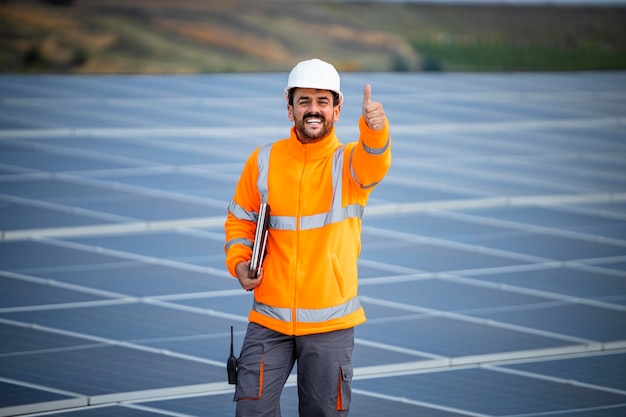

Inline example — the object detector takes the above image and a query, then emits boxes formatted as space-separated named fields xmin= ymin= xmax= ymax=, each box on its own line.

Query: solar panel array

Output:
xmin=1 ymin=71 xmax=625 ymax=417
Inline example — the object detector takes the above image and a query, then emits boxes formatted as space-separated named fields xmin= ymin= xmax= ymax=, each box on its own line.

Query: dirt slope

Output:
xmin=1 ymin=0 xmax=625 ymax=73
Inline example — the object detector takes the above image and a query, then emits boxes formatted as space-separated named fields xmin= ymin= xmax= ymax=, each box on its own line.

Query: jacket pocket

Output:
xmin=234 ymin=345 xmax=264 ymax=401
xmin=330 ymin=253 xmax=346 ymax=298
xmin=336 ymin=362 xmax=353 ymax=410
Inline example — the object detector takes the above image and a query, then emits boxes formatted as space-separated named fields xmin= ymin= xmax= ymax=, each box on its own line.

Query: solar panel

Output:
xmin=1 ymin=71 xmax=625 ymax=416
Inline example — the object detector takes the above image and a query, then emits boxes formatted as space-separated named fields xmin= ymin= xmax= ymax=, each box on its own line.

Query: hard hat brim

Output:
xmin=284 ymin=86 xmax=344 ymax=105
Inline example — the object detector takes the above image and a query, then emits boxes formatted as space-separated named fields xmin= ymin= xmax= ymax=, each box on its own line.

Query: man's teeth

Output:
xmin=306 ymin=118 xmax=321 ymax=124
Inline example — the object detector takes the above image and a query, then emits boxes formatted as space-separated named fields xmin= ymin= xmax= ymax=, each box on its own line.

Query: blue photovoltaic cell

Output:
xmin=355 ymin=368 xmax=626 ymax=416
xmin=0 ymin=277 xmax=108 ymax=307
xmin=360 ymin=236 xmax=526 ymax=271
xmin=0 ymin=381 xmax=76 ymax=408
xmin=39 ymin=405 xmax=168 ymax=417
xmin=0 ymin=179 xmax=133 ymax=203
xmin=468 ymin=303 xmax=626 ymax=342
xmin=0 ymin=345 xmax=223 ymax=396
xmin=503 ymin=352 xmax=626 ymax=391
xmin=356 ymin=314 xmax=570 ymax=357
xmin=359 ymin=279 xmax=552 ymax=312
xmin=365 ymin=212 xmax=515 ymax=241
xmin=0 ymin=323 xmax=98 ymax=354
xmin=457 ymin=266 xmax=626 ymax=300
xmin=0 ymin=241 xmax=125 ymax=271
xmin=4 ymin=302 xmax=234 ymax=342
xmin=33 ymin=263 xmax=234 ymax=296
xmin=466 ymin=233 xmax=626 ymax=261
xmin=64 ymin=232 xmax=225 ymax=265
xmin=0 ymin=203 xmax=117 ymax=231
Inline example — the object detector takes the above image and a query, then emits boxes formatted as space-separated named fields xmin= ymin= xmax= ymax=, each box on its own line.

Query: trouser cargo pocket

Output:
xmin=234 ymin=345 xmax=264 ymax=401
xmin=336 ymin=362 xmax=353 ymax=411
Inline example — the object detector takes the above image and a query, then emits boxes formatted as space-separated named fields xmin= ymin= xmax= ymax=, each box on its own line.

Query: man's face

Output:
xmin=288 ymin=88 xmax=341 ymax=143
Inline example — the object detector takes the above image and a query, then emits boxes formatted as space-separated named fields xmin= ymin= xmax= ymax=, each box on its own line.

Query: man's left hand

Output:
xmin=362 ymin=84 xmax=386 ymax=131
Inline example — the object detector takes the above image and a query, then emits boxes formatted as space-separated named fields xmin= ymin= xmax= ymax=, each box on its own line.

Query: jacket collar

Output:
xmin=286 ymin=126 xmax=341 ymax=160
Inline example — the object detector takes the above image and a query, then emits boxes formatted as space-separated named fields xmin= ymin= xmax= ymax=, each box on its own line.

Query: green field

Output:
xmin=2 ymin=0 xmax=625 ymax=73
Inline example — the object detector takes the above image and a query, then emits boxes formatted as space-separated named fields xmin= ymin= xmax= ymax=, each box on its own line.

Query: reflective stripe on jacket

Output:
xmin=225 ymin=116 xmax=391 ymax=336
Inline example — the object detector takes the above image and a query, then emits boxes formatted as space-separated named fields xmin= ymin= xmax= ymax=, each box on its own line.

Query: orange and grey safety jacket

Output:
xmin=225 ymin=116 xmax=391 ymax=336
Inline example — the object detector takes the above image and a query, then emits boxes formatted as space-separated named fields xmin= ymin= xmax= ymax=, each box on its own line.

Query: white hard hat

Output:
xmin=284 ymin=58 xmax=343 ymax=104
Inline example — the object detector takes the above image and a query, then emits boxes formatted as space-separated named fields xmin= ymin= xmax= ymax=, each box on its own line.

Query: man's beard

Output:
xmin=295 ymin=112 xmax=332 ymax=143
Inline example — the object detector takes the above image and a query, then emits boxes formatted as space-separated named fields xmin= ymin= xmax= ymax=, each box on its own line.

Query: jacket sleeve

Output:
xmin=224 ymin=148 xmax=262 ymax=278
xmin=349 ymin=115 xmax=391 ymax=191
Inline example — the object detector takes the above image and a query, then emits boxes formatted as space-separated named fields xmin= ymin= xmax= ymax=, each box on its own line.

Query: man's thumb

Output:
xmin=363 ymin=84 xmax=372 ymax=105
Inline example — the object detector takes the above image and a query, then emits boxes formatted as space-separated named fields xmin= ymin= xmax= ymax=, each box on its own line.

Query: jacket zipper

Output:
xmin=292 ymin=146 xmax=307 ymax=334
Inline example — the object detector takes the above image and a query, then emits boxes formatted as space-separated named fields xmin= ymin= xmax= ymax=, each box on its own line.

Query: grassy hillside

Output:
xmin=1 ymin=0 xmax=625 ymax=73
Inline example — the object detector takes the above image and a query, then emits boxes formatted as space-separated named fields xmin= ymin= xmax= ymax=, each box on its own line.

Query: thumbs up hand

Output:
xmin=362 ymin=84 xmax=386 ymax=131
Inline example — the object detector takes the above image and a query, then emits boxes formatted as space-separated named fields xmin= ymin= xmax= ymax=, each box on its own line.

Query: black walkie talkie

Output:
xmin=227 ymin=326 xmax=238 ymax=385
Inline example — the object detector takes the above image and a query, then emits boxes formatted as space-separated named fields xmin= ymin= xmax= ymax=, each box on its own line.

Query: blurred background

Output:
xmin=1 ymin=0 xmax=626 ymax=74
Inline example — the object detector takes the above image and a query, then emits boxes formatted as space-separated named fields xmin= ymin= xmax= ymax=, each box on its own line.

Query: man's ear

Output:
xmin=287 ymin=104 xmax=294 ymax=122
xmin=333 ymin=104 xmax=341 ymax=122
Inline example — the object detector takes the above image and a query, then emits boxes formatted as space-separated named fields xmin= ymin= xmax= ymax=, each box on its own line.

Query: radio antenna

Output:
xmin=227 ymin=326 xmax=238 ymax=384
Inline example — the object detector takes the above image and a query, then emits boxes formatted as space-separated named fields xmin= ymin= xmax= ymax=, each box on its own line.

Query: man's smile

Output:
xmin=304 ymin=113 xmax=324 ymax=127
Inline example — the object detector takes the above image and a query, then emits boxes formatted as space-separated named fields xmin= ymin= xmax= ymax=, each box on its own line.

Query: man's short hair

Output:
xmin=287 ymin=88 xmax=340 ymax=107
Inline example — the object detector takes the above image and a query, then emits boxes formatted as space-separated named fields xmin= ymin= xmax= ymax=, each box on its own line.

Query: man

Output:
xmin=224 ymin=58 xmax=391 ymax=417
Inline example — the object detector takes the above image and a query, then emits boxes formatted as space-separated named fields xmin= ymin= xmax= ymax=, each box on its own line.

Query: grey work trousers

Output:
xmin=234 ymin=322 xmax=354 ymax=417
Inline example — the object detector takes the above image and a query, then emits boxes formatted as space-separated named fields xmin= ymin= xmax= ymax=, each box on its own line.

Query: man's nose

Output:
xmin=308 ymin=101 xmax=320 ymax=112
